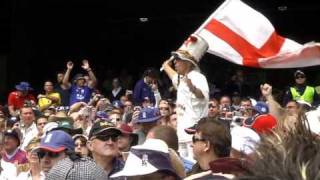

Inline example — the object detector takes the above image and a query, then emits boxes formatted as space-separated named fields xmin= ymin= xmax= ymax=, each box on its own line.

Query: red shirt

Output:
xmin=8 ymin=91 xmax=36 ymax=110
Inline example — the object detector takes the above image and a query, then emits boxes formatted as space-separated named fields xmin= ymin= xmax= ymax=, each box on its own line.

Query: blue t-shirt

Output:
xmin=133 ymin=79 xmax=155 ymax=105
xmin=69 ymin=85 xmax=93 ymax=106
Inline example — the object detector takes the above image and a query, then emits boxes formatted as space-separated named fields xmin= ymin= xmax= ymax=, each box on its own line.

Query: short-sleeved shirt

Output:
xmin=69 ymin=85 xmax=93 ymax=106
xmin=8 ymin=91 xmax=36 ymax=110
xmin=38 ymin=92 xmax=61 ymax=110
xmin=173 ymin=70 xmax=209 ymax=142
xmin=1 ymin=148 xmax=28 ymax=164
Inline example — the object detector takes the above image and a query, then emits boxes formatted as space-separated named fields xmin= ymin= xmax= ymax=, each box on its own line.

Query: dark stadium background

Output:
xmin=1 ymin=0 xmax=320 ymax=103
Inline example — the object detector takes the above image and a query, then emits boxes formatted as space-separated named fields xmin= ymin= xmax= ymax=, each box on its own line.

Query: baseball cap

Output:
xmin=73 ymin=74 xmax=86 ymax=82
xmin=231 ymin=126 xmax=260 ymax=155
xmin=119 ymin=124 xmax=139 ymax=146
xmin=112 ymin=100 xmax=124 ymax=109
xmin=136 ymin=107 xmax=161 ymax=123
xmin=88 ymin=120 xmax=122 ymax=139
xmin=184 ymin=124 xmax=197 ymax=135
xmin=52 ymin=117 xmax=83 ymax=136
xmin=15 ymin=81 xmax=33 ymax=91
xmin=4 ymin=129 xmax=21 ymax=145
xmin=40 ymin=130 xmax=75 ymax=152
xmin=248 ymin=114 xmax=277 ymax=134
xmin=294 ymin=70 xmax=305 ymax=77
xmin=111 ymin=139 xmax=178 ymax=178
xmin=253 ymin=101 xmax=269 ymax=114
xmin=96 ymin=111 xmax=109 ymax=120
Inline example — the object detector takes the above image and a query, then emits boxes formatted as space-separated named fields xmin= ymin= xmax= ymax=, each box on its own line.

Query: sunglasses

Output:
xmin=75 ymin=142 xmax=86 ymax=147
xmin=159 ymin=107 xmax=169 ymax=110
xmin=93 ymin=134 xmax=119 ymax=142
xmin=192 ymin=136 xmax=206 ymax=143
xmin=208 ymin=104 xmax=217 ymax=108
xmin=295 ymin=75 xmax=305 ymax=79
xmin=37 ymin=151 xmax=62 ymax=159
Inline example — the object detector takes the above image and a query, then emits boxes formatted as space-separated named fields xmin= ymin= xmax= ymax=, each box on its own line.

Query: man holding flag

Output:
xmin=162 ymin=35 xmax=209 ymax=160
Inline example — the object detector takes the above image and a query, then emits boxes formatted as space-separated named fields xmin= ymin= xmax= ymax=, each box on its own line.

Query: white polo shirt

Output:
xmin=172 ymin=70 xmax=209 ymax=142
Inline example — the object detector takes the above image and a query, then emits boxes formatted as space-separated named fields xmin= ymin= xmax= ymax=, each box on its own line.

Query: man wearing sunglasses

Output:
xmin=283 ymin=70 xmax=319 ymax=106
xmin=186 ymin=117 xmax=247 ymax=179
xmin=87 ymin=120 xmax=124 ymax=178
xmin=38 ymin=130 xmax=75 ymax=175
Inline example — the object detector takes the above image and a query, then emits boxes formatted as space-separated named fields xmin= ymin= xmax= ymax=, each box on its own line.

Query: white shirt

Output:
xmin=172 ymin=70 xmax=209 ymax=142
xmin=0 ymin=159 xmax=17 ymax=180
xmin=16 ymin=170 xmax=45 ymax=180
xmin=112 ymin=87 xmax=122 ymax=97
xmin=20 ymin=123 xmax=38 ymax=151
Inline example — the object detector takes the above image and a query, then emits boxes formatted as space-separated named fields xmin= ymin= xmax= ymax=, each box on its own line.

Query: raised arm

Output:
xmin=162 ymin=59 xmax=177 ymax=80
xmin=82 ymin=59 xmax=97 ymax=88
xmin=62 ymin=61 xmax=73 ymax=88
xmin=260 ymin=83 xmax=285 ymax=120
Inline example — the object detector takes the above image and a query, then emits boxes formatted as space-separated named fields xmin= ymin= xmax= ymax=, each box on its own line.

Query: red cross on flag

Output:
xmin=195 ymin=0 xmax=320 ymax=68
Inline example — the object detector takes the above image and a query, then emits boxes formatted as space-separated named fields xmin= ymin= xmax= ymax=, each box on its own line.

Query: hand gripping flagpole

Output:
xmin=160 ymin=56 xmax=175 ymax=72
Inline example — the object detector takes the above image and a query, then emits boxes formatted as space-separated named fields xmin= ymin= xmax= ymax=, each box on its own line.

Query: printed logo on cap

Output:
xmin=45 ymin=133 xmax=53 ymax=143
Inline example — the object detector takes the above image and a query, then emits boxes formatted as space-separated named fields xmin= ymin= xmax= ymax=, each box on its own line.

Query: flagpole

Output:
xmin=194 ymin=0 xmax=234 ymax=34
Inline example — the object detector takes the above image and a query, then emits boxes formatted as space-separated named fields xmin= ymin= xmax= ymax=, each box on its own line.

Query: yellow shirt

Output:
xmin=38 ymin=92 xmax=61 ymax=110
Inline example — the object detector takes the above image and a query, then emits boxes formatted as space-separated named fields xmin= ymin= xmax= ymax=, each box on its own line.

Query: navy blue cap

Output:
xmin=112 ymin=100 xmax=124 ymax=109
xmin=253 ymin=101 xmax=269 ymax=114
xmin=15 ymin=82 xmax=33 ymax=91
xmin=40 ymin=130 xmax=75 ymax=152
xmin=136 ymin=107 xmax=161 ymax=123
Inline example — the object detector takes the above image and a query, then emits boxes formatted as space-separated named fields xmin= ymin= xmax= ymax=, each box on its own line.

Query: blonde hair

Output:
xmin=25 ymin=137 xmax=41 ymax=153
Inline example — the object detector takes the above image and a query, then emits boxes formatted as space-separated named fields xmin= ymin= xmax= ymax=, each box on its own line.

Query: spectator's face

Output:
xmin=220 ymin=97 xmax=231 ymax=107
xmin=286 ymin=101 xmax=299 ymax=116
xmin=36 ymin=117 xmax=48 ymax=134
xmin=27 ymin=146 xmax=40 ymax=166
xmin=110 ymin=113 xmax=122 ymax=127
xmin=191 ymin=132 xmax=207 ymax=161
xmin=208 ymin=101 xmax=219 ymax=118
xmin=112 ymin=79 xmax=120 ymax=88
xmin=20 ymin=107 xmax=35 ymax=126
xmin=74 ymin=115 xmax=87 ymax=129
xmin=17 ymin=90 xmax=28 ymax=97
xmin=168 ymin=114 xmax=177 ymax=130
xmin=118 ymin=134 xmax=131 ymax=152
xmin=57 ymin=73 xmax=64 ymax=83
xmin=174 ymin=59 xmax=189 ymax=75
xmin=4 ymin=136 xmax=19 ymax=153
xmin=44 ymin=81 xmax=54 ymax=93
xmin=76 ymin=79 xmax=86 ymax=87
xmin=240 ymin=100 xmax=252 ymax=110
xmin=74 ymin=138 xmax=89 ymax=157
xmin=295 ymin=74 xmax=306 ymax=85
xmin=88 ymin=132 xmax=120 ymax=158
xmin=39 ymin=150 xmax=66 ymax=174
xmin=124 ymin=101 xmax=133 ymax=112
xmin=159 ymin=103 xmax=171 ymax=117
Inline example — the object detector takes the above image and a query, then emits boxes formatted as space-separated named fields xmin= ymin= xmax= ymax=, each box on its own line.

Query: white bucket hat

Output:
xmin=171 ymin=34 xmax=208 ymax=69
xmin=111 ymin=139 xmax=178 ymax=178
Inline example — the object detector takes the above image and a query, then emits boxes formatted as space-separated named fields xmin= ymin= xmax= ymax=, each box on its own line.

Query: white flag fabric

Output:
xmin=195 ymin=0 xmax=320 ymax=68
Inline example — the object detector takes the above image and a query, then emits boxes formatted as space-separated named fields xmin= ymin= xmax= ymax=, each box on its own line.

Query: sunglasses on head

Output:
xmin=37 ymin=150 xmax=62 ymax=159
xmin=192 ymin=135 xmax=206 ymax=143
xmin=93 ymin=134 xmax=119 ymax=142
